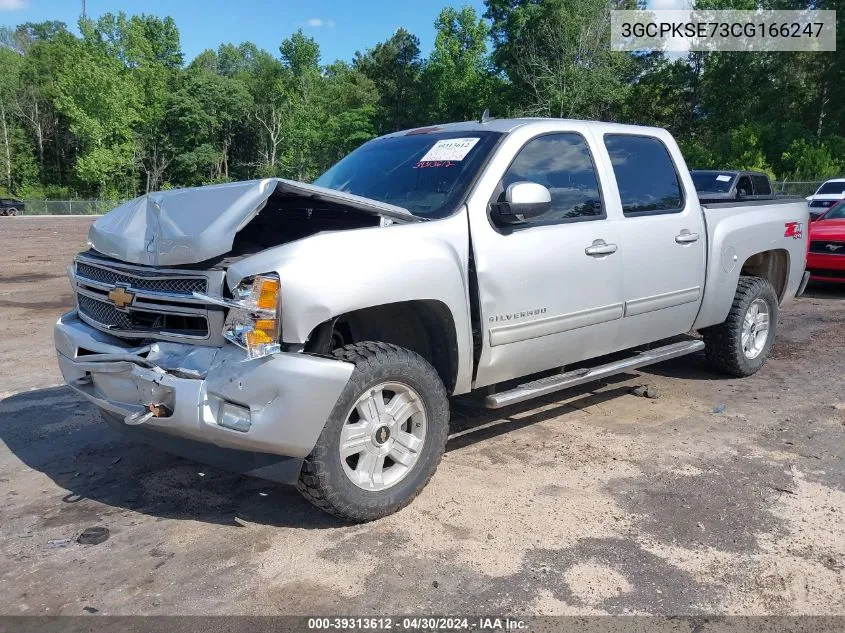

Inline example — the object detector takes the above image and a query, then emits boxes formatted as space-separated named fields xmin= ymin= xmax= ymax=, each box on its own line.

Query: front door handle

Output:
xmin=585 ymin=240 xmax=618 ymax=256
xmin=675 ymin=230 xmax=700 ymax=244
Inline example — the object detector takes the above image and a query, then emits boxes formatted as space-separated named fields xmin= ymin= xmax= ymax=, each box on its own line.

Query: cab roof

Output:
xmin=385 ymin=118 xmax=670 ymax=138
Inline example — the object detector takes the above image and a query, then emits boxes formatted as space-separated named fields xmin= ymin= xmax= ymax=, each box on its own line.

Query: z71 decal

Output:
xmin=784 ymin=222 xmax=803 ymax=239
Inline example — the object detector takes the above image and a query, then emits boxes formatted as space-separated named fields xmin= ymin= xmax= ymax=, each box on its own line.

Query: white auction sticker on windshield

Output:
xmin=716 ymin=174 xmax=732 ymax=182
xmin=419 ymin=137 xmax=480 ymax=163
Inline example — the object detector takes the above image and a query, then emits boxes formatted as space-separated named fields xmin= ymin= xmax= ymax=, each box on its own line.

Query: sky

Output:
xmin=0 ymin=0 xmax=489 ymax=64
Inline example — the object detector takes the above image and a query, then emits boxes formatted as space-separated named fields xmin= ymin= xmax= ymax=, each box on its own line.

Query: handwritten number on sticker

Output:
xmin=414 ymin=161 xmax=455 ymax=169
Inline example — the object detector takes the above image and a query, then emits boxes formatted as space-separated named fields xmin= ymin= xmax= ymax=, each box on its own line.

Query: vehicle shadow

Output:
xmin=802 ymin=281 xmax=845 ymax=299
xmin=0 ymin=386 xmax=343 ymax=529
xmin=636 ymin=350 xmax=724 ymax=381
xmin=1 ymin=378 xmax=642 ymax=529
xmin=447 ymin=373 xmax=637 ymax=452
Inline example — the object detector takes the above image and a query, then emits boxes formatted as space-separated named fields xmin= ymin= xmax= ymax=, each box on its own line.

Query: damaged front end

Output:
xmin=87 ymin=177 xmax=419 ymax=267
xmin=55 ymin=309 xmax=353 ymax=483
xmin=56 ymin=177 xmax=421 ymax=481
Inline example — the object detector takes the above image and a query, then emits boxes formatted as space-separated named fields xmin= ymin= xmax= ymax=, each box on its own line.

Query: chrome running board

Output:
xmin=484 ymin=339 xmax=705 ymax=409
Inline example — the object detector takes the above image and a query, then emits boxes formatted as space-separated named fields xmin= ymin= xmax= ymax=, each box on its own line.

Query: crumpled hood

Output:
xmin=88 ymin=178 xmax=416 ymax=266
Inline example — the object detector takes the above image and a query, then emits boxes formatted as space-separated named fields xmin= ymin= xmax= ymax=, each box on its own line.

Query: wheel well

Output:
xmin=740 ymin=249 xmax=789 ymax=301
xmin=305 ymin=300 xmax=460 ymax=394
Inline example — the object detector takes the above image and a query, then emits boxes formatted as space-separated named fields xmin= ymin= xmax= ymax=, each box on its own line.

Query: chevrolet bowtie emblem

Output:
xmin=107 ymin=286 xmax=135 ymax=310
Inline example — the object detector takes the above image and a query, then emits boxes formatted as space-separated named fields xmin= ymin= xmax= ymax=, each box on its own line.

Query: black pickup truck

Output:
xmin=0 ymin=198 xmax=24 ymax=216
xmin=691 ymin=170 xmax=774 ymax=204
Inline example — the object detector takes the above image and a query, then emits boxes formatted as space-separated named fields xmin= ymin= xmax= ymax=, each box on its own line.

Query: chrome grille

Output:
xmin=76 ymin=262 xmax=207 ymax=294
xmin=73 ymin=255 xmax=223 ymax=344
xmin=809 ymin=200 xmax=836 ymax=209
xmin=77 ymin=293 xmax=134 ymax=329
xmin=809 ymin=240 xmax=845 ymax=255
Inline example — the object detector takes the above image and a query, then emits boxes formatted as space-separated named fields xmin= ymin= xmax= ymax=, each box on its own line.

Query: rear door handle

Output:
xmin=675 ymin=230 xmax=700 ymax=244
xmin=585 ymin=240 xmax=618 ymax=256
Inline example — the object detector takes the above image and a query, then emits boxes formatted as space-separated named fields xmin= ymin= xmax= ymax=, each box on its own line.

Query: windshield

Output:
xmin=823 ymin=201 xmax=845 ymax=219
xmin=691 ymin=171 xmax=736 ymax=193
xmin=314 ymin=131 xmax=502 ymax=219
xmin=816 ymin=181 xmax=845 ymax=195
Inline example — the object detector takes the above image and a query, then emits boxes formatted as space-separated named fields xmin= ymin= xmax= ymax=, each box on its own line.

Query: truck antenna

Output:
xmin=480 ymin=108 xmax=493 ymax=124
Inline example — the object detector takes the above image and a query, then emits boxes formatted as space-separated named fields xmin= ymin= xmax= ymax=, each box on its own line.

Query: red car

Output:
xmin=807 ymin=200 xmax=845 ymax=283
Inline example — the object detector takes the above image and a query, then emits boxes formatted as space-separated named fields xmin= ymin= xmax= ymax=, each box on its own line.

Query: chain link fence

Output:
xmin=775 ymin=181 xmax=824 ymax=198
xmin=17 ymin=199 xmax=124 ymax=215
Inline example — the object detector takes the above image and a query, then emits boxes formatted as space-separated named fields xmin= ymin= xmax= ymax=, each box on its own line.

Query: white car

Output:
xmin=807 ymin=178 xmax=845 ymax=219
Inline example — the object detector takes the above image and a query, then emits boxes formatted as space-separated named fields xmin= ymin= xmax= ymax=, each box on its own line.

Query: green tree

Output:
xmin=276 ymin=30 xmax=323 ymax=180
xmin=355 ymin=28 xmax=424 ymax=133
xmin=423 ymin=6 xmax=493 ymax=122
xmin=485 ymin=0 xmax=637 ymax=119
xmin=51 ymin=22 xmax=141 ymax=196
xmin=318 ymin=61 xmax=378 ymax=167
xmin=165 ymin=61 xmax=253 ymax=183
xmin=0 ymin=47 xmax=23 ymax=191
xmin=0 ymin=5 xmax=841 ymax=199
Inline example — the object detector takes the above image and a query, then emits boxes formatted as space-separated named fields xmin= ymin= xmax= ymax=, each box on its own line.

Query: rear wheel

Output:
xmin=703 ymin=276 xmax=778 ymax=377
xmin=297 ymin=342 xmax=449 ymax=522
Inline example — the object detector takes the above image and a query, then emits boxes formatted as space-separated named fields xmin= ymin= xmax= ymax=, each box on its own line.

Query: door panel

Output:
xmin=472 ymin=222 xmax=624 ymax=387
xmin=598 ymin=132 xmax=706 ymax=349
xmin=466 ymin=126 xmax=626 ymax=388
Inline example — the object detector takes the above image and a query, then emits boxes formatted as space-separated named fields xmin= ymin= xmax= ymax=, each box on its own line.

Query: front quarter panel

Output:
xmin=225 ymin=211 xmax=474 ymax=393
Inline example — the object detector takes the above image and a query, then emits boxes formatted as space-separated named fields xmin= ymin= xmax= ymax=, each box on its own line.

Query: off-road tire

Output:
xmin=702 ymin=276 xmax=778 ymax=377
xmin=297 ymin=342 xmax=449 ymax=522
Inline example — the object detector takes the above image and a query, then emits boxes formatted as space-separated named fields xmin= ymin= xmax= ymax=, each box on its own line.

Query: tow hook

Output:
xmin=148 ymin=403 xmax=172 ymax=417
xmin=123 ymin=403 xmax=173 ymax=426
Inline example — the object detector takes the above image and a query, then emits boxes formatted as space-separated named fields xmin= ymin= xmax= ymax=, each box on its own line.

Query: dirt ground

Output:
xmin=0 ymin=215 xmax=843 ymax=616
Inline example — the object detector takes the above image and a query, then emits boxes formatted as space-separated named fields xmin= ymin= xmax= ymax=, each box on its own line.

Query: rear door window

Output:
xmin=752 ymin=175 xmax=771 ymax=196
xmin=603 ymin=135 xmax=684 ymax=216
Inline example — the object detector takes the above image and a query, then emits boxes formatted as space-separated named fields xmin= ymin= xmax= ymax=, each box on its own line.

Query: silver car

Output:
xmin=55 ymin=118 xmax=810 ymax=521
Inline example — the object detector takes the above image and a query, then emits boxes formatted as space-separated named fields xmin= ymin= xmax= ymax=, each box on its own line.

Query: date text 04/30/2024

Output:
xmin=306 ymin=617 xmax=528 ymax=630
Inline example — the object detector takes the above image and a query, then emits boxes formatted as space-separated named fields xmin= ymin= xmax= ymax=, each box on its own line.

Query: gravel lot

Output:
xmin=1 ymin=215 xmax=843 ymax=616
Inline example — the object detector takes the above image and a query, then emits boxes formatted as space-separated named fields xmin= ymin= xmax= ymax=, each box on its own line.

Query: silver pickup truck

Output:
xmin=55 ymin=118 xmax=810 ymax=521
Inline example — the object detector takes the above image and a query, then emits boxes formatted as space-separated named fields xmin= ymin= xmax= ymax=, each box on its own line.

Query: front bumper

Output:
xmin=806 ymin=252 xmax=845 ymax=284
xmin=55 ymin=311 xmax=354 ymax=483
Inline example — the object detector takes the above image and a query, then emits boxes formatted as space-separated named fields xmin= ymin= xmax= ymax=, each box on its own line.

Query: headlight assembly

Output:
xmin=222 ymin=274 xmax=281 ymax=359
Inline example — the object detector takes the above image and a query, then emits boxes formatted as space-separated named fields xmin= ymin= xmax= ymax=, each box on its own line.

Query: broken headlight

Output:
xmin=223 ymin=274 xmax=281 ymax=359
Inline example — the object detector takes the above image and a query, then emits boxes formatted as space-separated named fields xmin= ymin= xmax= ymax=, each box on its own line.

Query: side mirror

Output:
xmin=492 ymin=181 xmax=551 ymax=225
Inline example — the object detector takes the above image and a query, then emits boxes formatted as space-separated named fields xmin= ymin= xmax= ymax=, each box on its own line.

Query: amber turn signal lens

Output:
xmin=255 ymin=277 xmax=281 ymax=310
xmin=245 ymin=319 xmax=277 ymax=346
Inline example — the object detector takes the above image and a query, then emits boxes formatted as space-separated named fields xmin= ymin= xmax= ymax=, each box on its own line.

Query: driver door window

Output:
xmin=499 ymin=133 xmax=604 ymax=225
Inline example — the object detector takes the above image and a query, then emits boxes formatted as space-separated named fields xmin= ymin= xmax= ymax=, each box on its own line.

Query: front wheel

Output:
xmin=297 ymin=342 xmax=449 ymax=522
xmin=702 ymin=276 xmax=778 ymax=377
